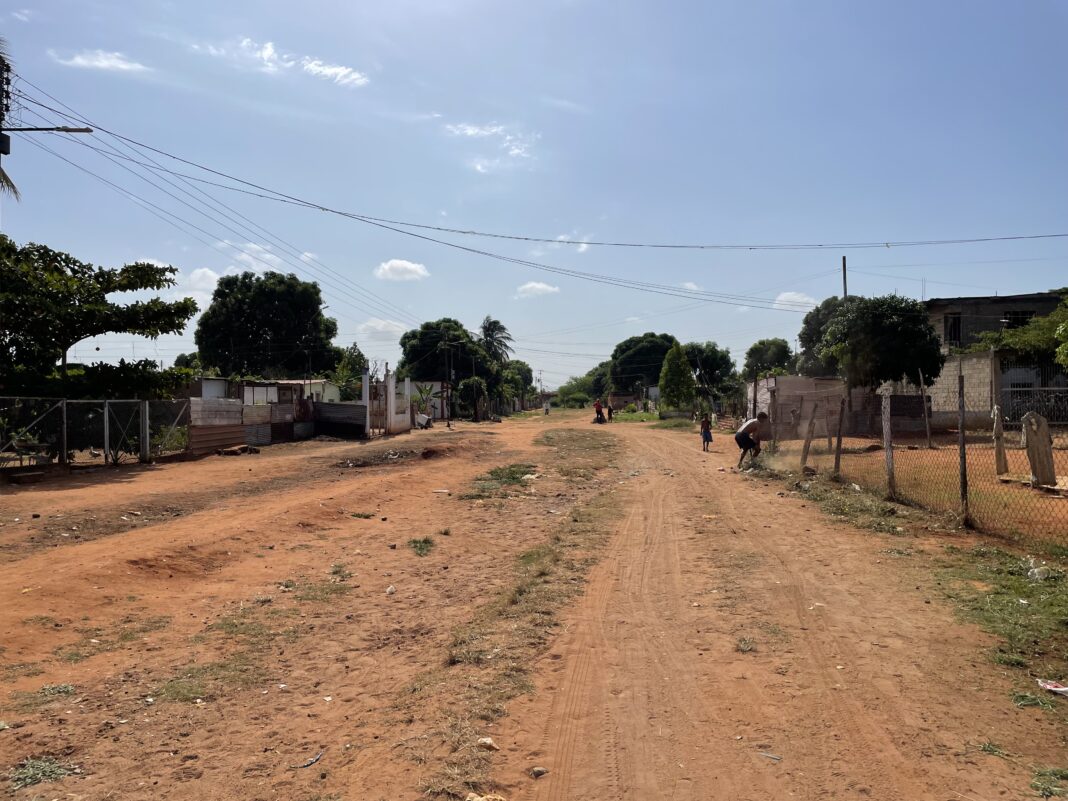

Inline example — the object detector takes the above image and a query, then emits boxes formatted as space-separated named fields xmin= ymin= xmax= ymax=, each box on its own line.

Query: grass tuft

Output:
xmin=9 ymin=756 xmax=70 ymax=789
xmin=408 ymin=537 xmax=435 ymax=557
xmin=1032 ymin=767 xmax=1068 ymax=798
xmin=735 ymin=636 xmax=756 ymax=653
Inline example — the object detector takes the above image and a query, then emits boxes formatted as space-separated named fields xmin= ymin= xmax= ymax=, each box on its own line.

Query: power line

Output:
xmin=14 ymin=84 xmax=1068 ymax=253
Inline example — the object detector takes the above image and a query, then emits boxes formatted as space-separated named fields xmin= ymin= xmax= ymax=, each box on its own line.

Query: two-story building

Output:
xmin=926 ymin=290 xmax=1062 ymax=352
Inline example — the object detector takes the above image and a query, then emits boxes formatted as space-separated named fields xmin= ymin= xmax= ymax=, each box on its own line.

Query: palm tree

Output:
xmin=479 ymin=315 xmax=514 ymax=364
xmin=0 ymin=37 xmax=19 ymax=201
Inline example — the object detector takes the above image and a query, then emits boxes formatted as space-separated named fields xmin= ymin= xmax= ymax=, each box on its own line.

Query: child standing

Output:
xmin=700 ymin=413 xmax=713 ymax=451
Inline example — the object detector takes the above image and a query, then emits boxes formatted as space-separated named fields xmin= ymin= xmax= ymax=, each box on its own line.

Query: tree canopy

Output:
xmin=818 ymin=294 xmax=944 ymax=387
xmin=972 ymin=296 xmax=1068 ymax=360
xmin=658 ymin=342 xmax=697 ymax=409
xmin=795 ymin=296 xmax=847 ymax=376
xmin=683 ymin=341 xmax=737 ymax=401
xmin=743 ymin=338 xmax=793 ymax=378
xmin=329 ymin=343 xmax=369 ymax=401
xmin=478 ymin=316 xmax=515 ymax=364
xmin=0 ymin=235 xmax=197 ymax=384
xmin=194 ymin=271 xmax=341 ymax=377
xmin=610 ymin=332 xmax=678 ymax=393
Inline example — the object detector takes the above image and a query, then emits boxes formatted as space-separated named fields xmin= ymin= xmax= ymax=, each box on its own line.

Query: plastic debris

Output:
xmin=1038 ymin=679 xmax=1068 ymax=696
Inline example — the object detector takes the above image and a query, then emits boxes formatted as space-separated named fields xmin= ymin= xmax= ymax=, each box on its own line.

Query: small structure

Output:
xmin=274 ymin=379 xmax=341 ymax=403
xmin=926 ymin=290 xmax=1062 ymax=352
xmin=185 ymin=376 xmax=231 ymax=399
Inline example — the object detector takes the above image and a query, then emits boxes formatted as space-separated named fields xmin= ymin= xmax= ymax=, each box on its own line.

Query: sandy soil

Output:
xmin=0 ymin=413 xmax=1063 ymax=799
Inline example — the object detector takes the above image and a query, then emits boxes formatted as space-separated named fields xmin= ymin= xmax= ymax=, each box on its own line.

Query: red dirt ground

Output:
xmin=0 ymin=412 xmax=1064 ymax=799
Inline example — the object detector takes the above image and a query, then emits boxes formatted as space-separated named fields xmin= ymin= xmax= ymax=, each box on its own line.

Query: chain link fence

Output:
xmin=1 ymin=397 xmax=195 ymax=472
xmin=768 ymin=385 xmax=1068 ymax=544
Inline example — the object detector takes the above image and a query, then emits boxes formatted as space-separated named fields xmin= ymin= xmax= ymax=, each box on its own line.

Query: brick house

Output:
xmin=926 ymin=290 xmax=1062 ymax=352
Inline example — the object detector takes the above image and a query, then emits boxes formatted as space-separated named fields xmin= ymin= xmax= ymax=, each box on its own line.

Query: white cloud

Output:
xmin=681 ymin=281 xmax=703 ymax=291
xmin=374 ymin=258 xmax=430 ymax=281
xmin=515 ymin=281 xmax=560 ymax=298
xmin=445 ymin=121 xmax=539 ymax=172
xmin=300 ymin=58 xmax=369 ymax=87
xmin=551 ymin=233 xmax=592 ymax=254
xmin=773 ymin=291 xmax=818 ymax=310
xmin=736 ymin=306 xmax=751 ymax=314
xmin=11 ymin=8 xmax=32 ymax=22
xmin=300 ymin=252 xmax=317 ymax=264
xmin=224 ymin=241 xmax=284 ymax=272
xmin=49 ymin=49 xmax=150 ymax=72
xmin=356 ymin=317 xmax=407 ymax=337
xmin=625 ymin=316 xmax=642 ymax=323
xmin=197 ymin=37 xmax=369 ymax=89
xmin=137 ymin=257 xmax=172 ymax=269
xmin=445 ymin=123 xmax=506 ymax=138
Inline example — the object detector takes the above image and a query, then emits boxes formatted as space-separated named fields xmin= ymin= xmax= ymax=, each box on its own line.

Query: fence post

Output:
xmin=60 ymin=400 xmax=68 ymax=465
xmin=958 ymin=367 xmax=969 ymax=522
xmin=833 ymin=396 xmax=845 ymax=478
xmin=992 ymin=404 xmax=1008 ymax=476
xmin=917 ymin=368 xmax=932 ymax=449
xmin=103 ymin=400 xmax=111 ymax=465
xmin=769 ymin=387 xmax=778 ymax=453
xmin=140 ymin=400 xmax=151 ymax=463
xmin=800 ymin=403 xmax=818 ymax=469
xmin=824 ymin=401 xmax=834 ymax=452
xmin=881 ymin=390 xmax=896 ymax=499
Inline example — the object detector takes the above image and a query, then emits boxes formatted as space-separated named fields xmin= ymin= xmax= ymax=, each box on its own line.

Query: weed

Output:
xmin=408 ymin=537 xmax=435 ymax=557
xmin=1 ymin=662 xmax=43 ymax=681
xmin=736 ymin=637 xmax=756 ymax=653
xmin=438 ymin=528 xmax=451 ymax=536
xmin=156 ymin=651 xmax=266 ymax=703
xmin=1032 ymin=767 xmax=1068 ymax=798
xmin=485 ymin=463 xmax=536 ymax=484
xmin=330 ymin=563 xmax=353 ymax=580
xmin=296 ymin=580 xmax=350 ymax=602
xmin=9 ymin=756 xmax=70 ymax=789
xmin=39 ymin=683 xmax=74 ymax=697
xmin=979 ymin=741 xmax=1007 ymax=757
xmin=1013 ymin=692 xmax=1054 ymax=710
xmin=22 ymin=615 xmax=57 ymax=627
xmin=253 ymin=595 xmax=273 ymax=605
xmin=209 ymin=613 xmax=272 ymax=641
xmin=651 ymin=418 xmax=696 ymax=430
xmin=52 ymin=616 xmax=170 ymax=663
xmin=351 ymin=512 xmax=374 ymax=519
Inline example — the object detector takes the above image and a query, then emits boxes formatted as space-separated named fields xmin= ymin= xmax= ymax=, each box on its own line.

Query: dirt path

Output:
xmin=496 ymin=424 xmax=1060 ymax=800
xmin=0 ymin=415 xmax=1062 ymax=799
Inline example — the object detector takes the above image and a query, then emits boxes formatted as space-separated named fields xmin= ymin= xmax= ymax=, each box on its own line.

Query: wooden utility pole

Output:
xmin=917 ymin=368 xmax=932 ymax=449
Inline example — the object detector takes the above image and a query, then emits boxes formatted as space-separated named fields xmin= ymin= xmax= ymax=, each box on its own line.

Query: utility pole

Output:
xmin=842 ymin=255 xmax=848 ymax=299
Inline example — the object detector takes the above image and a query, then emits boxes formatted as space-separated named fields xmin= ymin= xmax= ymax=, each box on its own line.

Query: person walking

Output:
xmin=700 ymin=413 xmax=713 ymax=451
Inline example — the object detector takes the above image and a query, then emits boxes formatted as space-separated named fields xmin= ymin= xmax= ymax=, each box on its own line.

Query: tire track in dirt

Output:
xmin=499 ymin=424 xmax=1045 ymax=800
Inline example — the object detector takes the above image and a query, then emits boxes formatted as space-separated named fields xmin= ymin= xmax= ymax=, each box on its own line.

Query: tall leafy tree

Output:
xmin=683 ymin=341 xmax=736 ymax=400
xmin=478 ymin=315 xmax=515 ymax=363
xmin=795 ymin=296 xmax=848 ymax=376
xmin=609 ymin=332 xmax=679 ymax=393
xmin=819 ymin=294 xmax=944 ymax=388
xmin=195 ymin=271 xmax=341 ymax=377
xmin=744 ymin=338 xmax=793 ymax=378
xmin=658 ymin=342 xmax=697 ymax=409
xmin=972 ymin=296 xmax=1068 ymax=360
xmin=328 ymin=342 xmax=368 ymax=401
xmin=0 ymin=235 xmax=197 ymax=382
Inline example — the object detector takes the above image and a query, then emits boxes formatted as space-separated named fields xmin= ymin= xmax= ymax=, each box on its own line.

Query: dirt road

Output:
xmin=0 ymin=414 xmax=1062 ymax=799
xmin=495 ymin=424 xmax=1061 ymax=800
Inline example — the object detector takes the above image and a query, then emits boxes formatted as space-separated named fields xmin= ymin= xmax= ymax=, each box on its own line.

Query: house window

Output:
xmin=1004 ymin=310 xmax=1034 ymax=329
xmin=943 ymin=313 xmax=962 ymax=346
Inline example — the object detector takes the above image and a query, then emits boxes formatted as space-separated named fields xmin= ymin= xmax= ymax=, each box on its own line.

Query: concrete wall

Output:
xmin=927 ymin=293 xmax=1061 ymax=350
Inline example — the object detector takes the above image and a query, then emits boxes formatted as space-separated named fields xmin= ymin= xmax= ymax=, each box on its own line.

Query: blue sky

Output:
xmin=2 ymin=0 xmax=1066 ymax=387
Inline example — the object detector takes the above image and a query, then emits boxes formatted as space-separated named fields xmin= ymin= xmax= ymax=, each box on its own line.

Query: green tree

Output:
xmin=478 ymin=316 xmax=515 ymax=364
xmin=329 ymin=343 xmax=368 ymax=401
xmin=818 ymin=294 xmax=944 ymax=388
xmin=972 ymin=296 xmax=1068 ymax=360
xmin=610 ymin=332 xmax=679 ymax=394
xmin=0 ymin=39 xmax=20 ymax=201
xmin=0 ymin=235 xmax=197 ymax=383
xmin=194 ymin=271 xmax=341 ymax=377
xmin=1056 ymin=321 xmax=1068 ymax=369
xmin=398 ymin=318 xmax=496 ymax=384
xmin=744 ymin=338 xmax=793 ymax=378
xmin=458 ymin=376 xmax=488 ymax=421
xmin=556 ymin=373 xmax=595 ymax=407
xmin=501 ymin=359 xmax=534 ymax=408
xmin=658 ymin=342 xmax=697 ymax=409
xmin=683 ymin=341 xmax=736 ymax=401
xmin=795 ymin=296 xmax=848 ymax=376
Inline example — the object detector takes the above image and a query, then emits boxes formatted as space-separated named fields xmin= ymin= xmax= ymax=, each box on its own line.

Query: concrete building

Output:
xmin=274 ymin=379 xmax=341 ymax=403
xmin=926 ymin=290 xmax=1062 ymax=352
